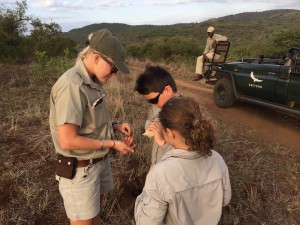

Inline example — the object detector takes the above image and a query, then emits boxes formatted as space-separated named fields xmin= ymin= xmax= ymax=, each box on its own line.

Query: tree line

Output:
xmin=125 ymin=29 xmax=300 ymax=63
xmin=0 ymin=0 xmax=76 ymax=63
xmin=1 ymin=1 xmax=300 ymax=64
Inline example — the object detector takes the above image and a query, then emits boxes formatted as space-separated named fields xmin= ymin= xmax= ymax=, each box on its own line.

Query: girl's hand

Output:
xmin=147 ymin=122 xmax=165 ymax=146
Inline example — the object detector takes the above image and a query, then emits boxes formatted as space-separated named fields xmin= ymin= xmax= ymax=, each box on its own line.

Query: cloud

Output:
xmin=31 ymin=0 xmax=56 ymax=8
xmin=29 ymin=0 xmax=127 ymax=10
xmin=23 ymin=0 xmax=300 ymax=32
xmin=28 ymin=0 xmax=300 ymax=10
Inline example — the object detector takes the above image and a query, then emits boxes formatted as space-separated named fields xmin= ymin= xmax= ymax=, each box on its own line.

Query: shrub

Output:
xmin=30 ymin=50 xmax=74 ymax=86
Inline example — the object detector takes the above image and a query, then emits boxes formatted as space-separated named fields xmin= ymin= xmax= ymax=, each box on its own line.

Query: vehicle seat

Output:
xmin=296 ymin=59 xmax=300 ymax=73
xmin=205 ymin=41 xmax=230 ymax=65
xmin=204 ymin=41 xmax=230 ymax=79
xmin=205 ymin=55 xmax=225 ymax=64
xmin=284 ymin=59 xmax=292 ymax=67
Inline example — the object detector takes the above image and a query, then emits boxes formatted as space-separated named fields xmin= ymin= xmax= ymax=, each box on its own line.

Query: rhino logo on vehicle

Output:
xmin=250 ymin=71 xmax=263 ymax=82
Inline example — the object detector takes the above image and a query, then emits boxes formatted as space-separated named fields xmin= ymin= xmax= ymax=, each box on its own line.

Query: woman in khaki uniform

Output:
xmin=49 ymin=29 xmax=135 ymax=225
xmin=135 ymin=95 xmax=231 ymax=225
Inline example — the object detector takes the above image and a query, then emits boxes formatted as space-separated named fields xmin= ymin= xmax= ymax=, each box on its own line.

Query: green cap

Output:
xmin=89 ymin=29 xmax=129 ymax=74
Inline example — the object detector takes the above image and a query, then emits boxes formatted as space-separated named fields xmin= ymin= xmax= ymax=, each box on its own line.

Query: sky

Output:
xmin=2 ymin=0 xmax=300 ymax=32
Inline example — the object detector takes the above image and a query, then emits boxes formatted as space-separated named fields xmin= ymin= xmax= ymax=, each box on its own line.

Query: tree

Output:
xmin=0 ymin=0 xmax=31 ymax=60
xmin=268 ymin=29 xmax=300 ymax=56
xmin=30 ymin=18 xmax=61 ymax=43
xmin=0 ymin=0 xmax=76 ymax=61
xmin=29 ymin=18 xmax=65 ymax=56
xmin=0 ymin=0 xmax=30 ymax=45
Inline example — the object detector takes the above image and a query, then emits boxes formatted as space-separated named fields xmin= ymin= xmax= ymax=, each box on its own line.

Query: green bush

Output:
xmin=126 ymin=37 xmax=201 ymax=63
xmin=30 ymin=50 xmax=74 ymax=86
xmin=0 ymin=43 xmax=19 ymax=63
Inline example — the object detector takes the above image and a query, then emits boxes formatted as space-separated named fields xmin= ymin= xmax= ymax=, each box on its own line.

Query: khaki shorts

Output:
xmin=56 ymin=157 xmax=113 ymax=221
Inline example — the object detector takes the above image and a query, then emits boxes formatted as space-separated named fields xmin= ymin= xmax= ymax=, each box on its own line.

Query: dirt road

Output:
xmin=176 ymin=79 xmax=300 ymax=153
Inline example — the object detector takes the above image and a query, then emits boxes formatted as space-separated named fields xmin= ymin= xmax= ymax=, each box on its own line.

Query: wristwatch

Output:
xmin=97 ymin=140 xmax=104 ymax=150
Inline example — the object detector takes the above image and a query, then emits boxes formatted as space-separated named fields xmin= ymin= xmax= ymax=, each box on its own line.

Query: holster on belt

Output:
xmin=55 ymin=155 xmax=77 ymax=179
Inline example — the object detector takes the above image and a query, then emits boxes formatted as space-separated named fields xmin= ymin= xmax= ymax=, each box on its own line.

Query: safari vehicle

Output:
xmin=211 ymin=47 xmax=300 ymax=116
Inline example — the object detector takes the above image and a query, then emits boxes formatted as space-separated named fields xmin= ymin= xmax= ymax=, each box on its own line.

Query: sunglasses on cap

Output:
xmin=147 ymin=87 xmax=165 ymax=104
xmin=94 ymin=53 xmax=118 ymax=74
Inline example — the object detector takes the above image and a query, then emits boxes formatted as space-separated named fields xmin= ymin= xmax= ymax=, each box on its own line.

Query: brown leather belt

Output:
xmin=77 ymin=154 xmax=108 ymax=168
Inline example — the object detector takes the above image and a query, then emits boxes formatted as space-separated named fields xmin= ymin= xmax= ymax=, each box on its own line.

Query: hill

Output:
xmin=62 ymin=9 xmax=300 ymax=49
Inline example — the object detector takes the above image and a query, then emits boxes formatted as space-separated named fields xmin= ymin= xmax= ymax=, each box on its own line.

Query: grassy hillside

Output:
xmin=1 ymin=59 xmax=299 ymax=225
xmin=63 ymin=9 xmax=300 ymax=55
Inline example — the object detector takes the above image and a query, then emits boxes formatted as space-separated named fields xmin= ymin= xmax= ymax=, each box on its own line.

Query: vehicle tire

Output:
xmin=213 ymin=78 xmax=235 ymax=108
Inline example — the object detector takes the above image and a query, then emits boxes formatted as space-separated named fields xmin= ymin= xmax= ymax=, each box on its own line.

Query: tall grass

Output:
xmin=0 ymin=58 xmax=299 ymax=225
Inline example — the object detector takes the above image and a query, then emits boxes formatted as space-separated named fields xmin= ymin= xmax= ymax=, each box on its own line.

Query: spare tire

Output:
xmin=213 ymin=78 xmax=235 ymax=108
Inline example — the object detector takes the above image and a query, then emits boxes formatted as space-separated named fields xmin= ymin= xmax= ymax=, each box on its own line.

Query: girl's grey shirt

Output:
xmin=145 ymin=106 xmax=173 ymax=165
xmin=135 ymin=149 xmax=232 ymax=225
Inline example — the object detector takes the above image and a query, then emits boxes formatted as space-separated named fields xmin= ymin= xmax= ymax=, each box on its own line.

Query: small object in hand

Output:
xmin=143 ymin=129 xmax=154 ymax=138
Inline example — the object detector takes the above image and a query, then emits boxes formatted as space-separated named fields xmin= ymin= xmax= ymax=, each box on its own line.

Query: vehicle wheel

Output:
xmin=213 ymin=78 xmax=235 ymax=108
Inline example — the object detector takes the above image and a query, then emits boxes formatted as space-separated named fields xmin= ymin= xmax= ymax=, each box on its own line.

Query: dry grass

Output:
xmin=215 ymin=123 xmax=300 ymax=225
xmin=0 ymin=60 xmax=299 ymax=225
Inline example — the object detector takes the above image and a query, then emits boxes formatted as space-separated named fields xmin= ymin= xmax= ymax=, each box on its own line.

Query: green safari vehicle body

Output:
xmin=213 ymin=48 xmax=300 ymax=116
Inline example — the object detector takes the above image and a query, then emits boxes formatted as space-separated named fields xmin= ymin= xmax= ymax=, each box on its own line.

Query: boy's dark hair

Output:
xmin=134 ymin=65 xmax=177 ymax=95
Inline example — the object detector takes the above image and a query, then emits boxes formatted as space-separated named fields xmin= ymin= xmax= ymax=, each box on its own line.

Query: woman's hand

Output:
xmin=114 ymin=122 xmax=132 ymax=136
xmin=113 ymin=136 xmax=136 ymax=154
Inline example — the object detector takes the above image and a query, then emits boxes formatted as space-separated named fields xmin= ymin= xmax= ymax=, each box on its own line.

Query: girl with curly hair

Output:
xmin=135 ymin=95 xmax=231 ymax=225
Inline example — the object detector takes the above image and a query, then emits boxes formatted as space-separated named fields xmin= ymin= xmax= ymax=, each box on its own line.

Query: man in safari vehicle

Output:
xmin=193 ymin=26 xmax=228 ymax=81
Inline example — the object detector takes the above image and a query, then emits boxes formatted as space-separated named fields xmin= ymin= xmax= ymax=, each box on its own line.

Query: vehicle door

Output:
xmin=235 ymin=63 xmax=279 ymax=101
xmin=276 ymin=66 xmax=292 ymax=105
xmin=286 ymin=54 xmax=300 ymax=107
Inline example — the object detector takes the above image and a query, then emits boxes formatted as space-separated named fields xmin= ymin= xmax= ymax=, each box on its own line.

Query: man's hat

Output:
xmin=89 ymin=29 xmax=129 ymax=74
xmin=207 ymin=26 xmax=215 ymax=32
